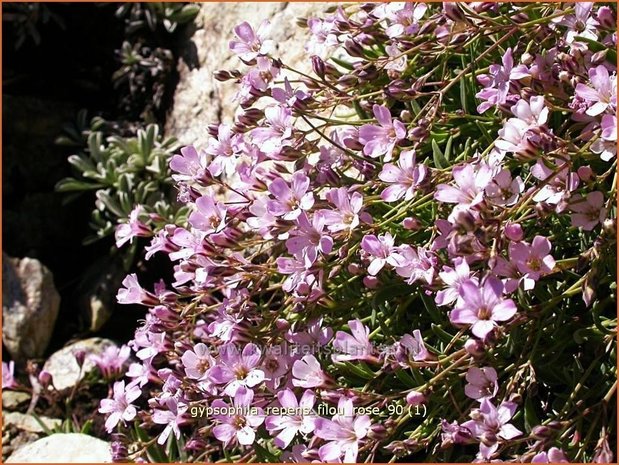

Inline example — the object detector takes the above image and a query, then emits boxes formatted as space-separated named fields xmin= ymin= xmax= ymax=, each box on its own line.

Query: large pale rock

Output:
xmin=6 ymin=433 xmax=112 ymax=463
xmin=2 ymin=412 xmax=61 ymax=434
xmin=2 ymin=391 xmax=30 ymax=410
xmin=42 ymin=338 xmax=117 ymax=391
xmin=166 ymin=2 xmax=330 ymax=148
xmin=2 ymin=253 xmax=60 ymax=361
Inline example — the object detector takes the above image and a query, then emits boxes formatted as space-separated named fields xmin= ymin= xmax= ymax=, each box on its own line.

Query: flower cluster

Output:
xmin=99 ymin=3 xmax=616 ymax=463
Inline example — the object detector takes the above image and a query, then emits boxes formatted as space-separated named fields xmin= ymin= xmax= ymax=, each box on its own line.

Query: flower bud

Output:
xmin=73 ymin=350 xmax=87 ymax=368
xmin=443 ymin=3 xmax=466 ymax=22
xmin=577 ymin=165 xmax=594 ymax=182
xmin=311 ymin=56 xmax=326 ymax=79
xmin=363 ymin=276 xmax=380 ymax=289
xmin=464 ymin=338 xmax=484 ymax=357
xmin=347 ymin=263 xmax=361 ymax=275
xmin=531 ymin=425 xmax=552 ymax=439
xmin=406 ymin=391 xmax=426 ymax=406
xmin=344 ymin=39 xmax=365 ymax=58
xmin=403 ymin=217 xmax=421 ymax=230
xmin=275 ymin=319 xmax=290 ymax=331
xmin=591 ymin=50 xmax=608 ymax=66
xmin=368 ymin=423 xmax=387 ymax=440
xmin=504 ymin=222 xmax=524 ymax=242
xmin=521 ymin=52 xmax=534 ymax=66
xmin=603 ymin=218 xmax=616 ymax=237
xmin=596 ymin=6 xmax=616 ymax=30
xmin=38 ymin=370 xmax=53 ymax=389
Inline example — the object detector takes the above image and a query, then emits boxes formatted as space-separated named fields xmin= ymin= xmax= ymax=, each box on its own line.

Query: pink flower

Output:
xmin=285 ymin=213 xmax=333 ymax=267
xmin=188 ymin=195 xmax=227 ymax=235
xmin=374 ymin=2 xmax=427 ymax=38
xmin=360 ymin=233 xmax=404 ymax=275
xmin=434 ymin=161 xmax=493 ymax=208
xmin=251 ymin=106 xmax=294 ymax=155
xmin=359 ymin=104 xmax=407 ymax=161
xmin=292 ymin=354 xmax=327 ymax=388
xmin=332 ymin=319 xmax=374 ymax=362
xmin=210 ymin=343 xmax=265 ymax=396
xmin=90 ymin=345 xmax=131 ymax=380
xmin=261 ymin=346 xmax=291 ymax=390
xmin=575 ymin=65 xmax=617 ymax=117
xmin=475 ymin=48 xmax=529 ymax=113
xmin=314 ymin=397 xmax=371 ymax=463
xmin=2 ymin=361 xmax=17 ymax=389
xmin=378 ymin=150 xmax=428 ymax=202
xmin=509 ymin=236 xmax=556 ymax=290
xmin=206 ymin=124 xmax=243 ymax=177
xmin=462 ymin=399 xmax=522 ymax=460
xmin=450 ymin=277 xmax=517 ymax=339
xmin=321 ymin=187 xmax=371 ymax=233
xmin=229 ymin=20 xmax=273 ymax=62
xmin=557 ymin=2 xmax=599 ymax=45
xmin=464 ymin=366 xmax=498 ymax=401
xmin=117 ymin=274 xmax=157 ymax=305
xmin=152 ymin=398 xmax=188 ymax=445
xmin=212 ymin=387 xmax=265 ymax=446
xmin=98 ymin=380 xmax=141 ymax=433
xmin=436 ymin=258 xmax=477 ymax=307
xmin=570 ymin=191 xmax=607 ymax=231
xmin=484 ymin=169 xmax=524 ymax=206
xmin=170 ymin=145 xmax=209 ymax=183
xmin=265 ymin=389 xmax=317 ymax=448
xmin=305 ymin=17 xmax=339 ymax=57
xmin=115 ymin=205 xmax=151 ymax=248
xmin=394 ymin=330 xmax=430 ymax=366
xmin=267 ymin=171 xmax=314 ymax=220
xmin=181 ymin=343 xmax=215 ymax=381
xmin=393 ymin=244 xmax=436 ymax=285
xmin=510 ymin=96 xmax=549 ymax=127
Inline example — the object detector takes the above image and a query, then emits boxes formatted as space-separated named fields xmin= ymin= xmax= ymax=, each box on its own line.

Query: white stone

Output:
xmin=6 ymin=433 xmax=112 ymax=463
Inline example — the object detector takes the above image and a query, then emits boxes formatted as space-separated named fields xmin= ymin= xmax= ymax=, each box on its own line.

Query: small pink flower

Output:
xmin=212 ymin=387 xmax=265 ymax=446
xmin=210 ymin=343 xmax=265 ymax=396
xmin=285 ymin=213 xmax=333 ymax=267
xmin=170 ymin=145 xmax=209 ymax=183
xmin=115 ymin=205 xmax=151 ymax=248
xmin=450 ymin=277 xmax=517 ymax=339
xmin=435 ymin=162 xmax=493 ymax=208
xmin=575 ymin=65 xmax=617 ymax=117
xmin=359 ymin=104 xmax=407 ymax=161
xmin=152 ymin=398 xmax=188 ymax=445
xmin=509 ymin=236 xmax=556 ymax=290
xmin=484 ymin=169 xmax=524 ymax=206
xmin=321 ymin=187 xmax=371 ymax=233
xmin=99 ymin=380 xmax=141 ymax=433
xmin=570 ymin=191 xmax=607 ymax=231
xmin=206 ymin=124 xmax=244 ymax=177
xmin=267 ymin=171 xmax=314 ymax=221
xmin=314 ymin=397 xmax=371 ymax=463
xmin=532 ymin=447 xmax=570 ymax=463
xmin=229 ymin=20 xmax=273 ymax=62
xmin=292 ymin=354 xmax=327 ymax=388
xmin=378 ymin=150 xmax=428 ymax=202
xmin=360 ymin=233 xmax=404 ymax=276
xmin=251 ymin=106 xmax=294 ymax=155
xmin=394 ymin=330 xmax=430 ymax=366
xmin=393 ymin=244 xmax=436 ymax=285
xmin=436 ymin=258 xmax=477 ymax=307
xmin=265 ymin=389 xmax=317 ymax=448
xmin=117 ymin=274 xmax=157 ymax=306
xmin=90 ymin=345 xmax=131 ymax=380
xmin=462 ymin=399 xmax=522 ymax=460
xmin=332 ymin=319 xmax=374 ymax=362
xmin=591 ymin=114 xmax=617 ymax=162
xmin=464 ymin=366 xmax=499 ymax=401
xmin=188 ymin=195 xmax=227 ymax=235
xmin=181 ymin=343 xmax=215 ymax=381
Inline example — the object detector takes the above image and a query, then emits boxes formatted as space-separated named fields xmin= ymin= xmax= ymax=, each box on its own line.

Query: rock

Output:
xmin=6 ymin=433 xmax=112 ymax=463
xmin=2 ymin=391 xmax=30 ymax=410
xmin=42 ymin=338 xmax=117 ymax=391
xmin=2 ymin=253 xmax=61 ymax=361
xmin=166 ymin=2 xmax=330 ymax=148
xmin=2 ymin=412 xmax=61 ymax=434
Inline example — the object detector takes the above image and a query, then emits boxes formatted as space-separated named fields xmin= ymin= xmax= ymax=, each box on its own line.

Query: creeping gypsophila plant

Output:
xmin=57 ymin=116 xmax=188 ymax=266
xmin=98 ymin=3 xmax=616 ymax=462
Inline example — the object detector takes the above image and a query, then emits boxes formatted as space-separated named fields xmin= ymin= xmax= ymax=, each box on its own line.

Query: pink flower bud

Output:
xmin=464 ymin=338 xmax=485 ymax=357
xmin=363 ymin=276 xmax=380 ymax=289
xmin=402 ymin=217 xmax=420 ymax=230
xmin=504 ymin=223 xmax=524 ymax=242
xmin=577 ymin=165 xmax=594 ymax=182
xmin=406 ymin=391 xmax=426 ymax=406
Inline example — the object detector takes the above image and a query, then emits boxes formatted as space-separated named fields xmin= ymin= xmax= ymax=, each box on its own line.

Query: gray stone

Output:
xmin=42 ymin=338 xmax=117 ymax=391
xmin=6 ymin=433 xmax=112 ymax=463
xmin=2 ymin=391 xmax=30 ymax=410
xmin=2 ymin=253 xmax=60 ymax=361
xmin=165 ymin=2 xmax=330 ymax=148
xmin=2 ymin=412 xmax=61 ymax=434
